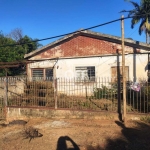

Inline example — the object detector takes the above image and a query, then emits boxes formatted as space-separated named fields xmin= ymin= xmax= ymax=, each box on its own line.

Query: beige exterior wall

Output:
xmin=26 ymin=54 xmax=148 ymax=96
xmin=27 ymin=54 xmax=148 ymax=79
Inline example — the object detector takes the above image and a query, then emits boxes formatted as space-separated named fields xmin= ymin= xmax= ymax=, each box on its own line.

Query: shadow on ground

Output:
xmin=56 ymin=136 xmax=80 ymax=150
xmin=87 ymin=121 xmax=150 ymax=150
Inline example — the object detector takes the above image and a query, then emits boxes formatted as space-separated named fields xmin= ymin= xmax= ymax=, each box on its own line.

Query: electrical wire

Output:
xmin=126 ymin=26 xmax=139 ymax=38
xmin=0 ymin=16 xmax=133 ymax=48
xmin=0 ymin=13 xmax=149 ymax=48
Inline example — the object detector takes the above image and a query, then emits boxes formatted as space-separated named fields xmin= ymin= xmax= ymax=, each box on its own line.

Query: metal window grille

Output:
xmin=32 ymin=68 xmax=53 ymax=81
xmin=32 ymin=69 xmax=44 ymax=80
xmin=148 ymin=63 xmax=150 ymax=71
xmin=75 ymin=66 xmax=95 ymax=82
xmin=46 ymin=68 xmax=53 ymax=80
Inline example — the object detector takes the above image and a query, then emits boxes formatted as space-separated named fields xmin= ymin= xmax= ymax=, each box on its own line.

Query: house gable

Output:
xmin=27 ymin=35 xmax=139 ymax=60
xmin=24 ymin=30 xmax=150 ymax=60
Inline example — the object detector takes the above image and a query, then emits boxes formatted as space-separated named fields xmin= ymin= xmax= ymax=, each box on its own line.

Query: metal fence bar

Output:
xmin=144 ymin=86 xmax=146 ymax=113
xmin=0 ymin=76 xmax=149 ymax=114
xmin=147 ymin=83 xmax=149 ymax=113
xmin=140 ymin=91 xmax=142 ymax=113
xmin=0 ymin=97 xmax=4 ymax=119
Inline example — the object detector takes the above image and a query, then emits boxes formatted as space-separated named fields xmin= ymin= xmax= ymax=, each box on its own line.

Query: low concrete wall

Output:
xmin=0 ymin=79 xmax=24 ymax=98
xmin=6 ymin=107 xmax=149 ymax=122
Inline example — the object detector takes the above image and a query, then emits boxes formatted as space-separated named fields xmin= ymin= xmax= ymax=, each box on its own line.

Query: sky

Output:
xmin=0 ymin=0 xmax=146 ymax=46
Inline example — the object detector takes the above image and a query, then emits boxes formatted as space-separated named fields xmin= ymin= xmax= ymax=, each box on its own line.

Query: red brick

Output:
xmin=38 ymin=35 xmax=134 ymax=59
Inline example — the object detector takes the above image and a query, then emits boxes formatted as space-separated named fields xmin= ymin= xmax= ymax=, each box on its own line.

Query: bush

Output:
xmin=140 ymin=116 xmax=150 ymax=123
xmin=93 ymin=86 xmax=108 ymax=99
xmin=93 ymin=84 xmax=117 ymax=99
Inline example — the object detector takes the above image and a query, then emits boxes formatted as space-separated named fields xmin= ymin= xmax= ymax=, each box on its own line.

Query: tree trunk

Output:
xmin=146 ymin=31 xmax=149 ymax=44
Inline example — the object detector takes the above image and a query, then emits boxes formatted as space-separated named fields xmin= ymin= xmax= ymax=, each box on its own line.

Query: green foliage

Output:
xmin=93 ymin=84 xmax=117 ymax=99
xmin=140 ymin=116 xmax=150 ymax=123
xmin=143 ymin=85 xmax=150 ymax=96
xmin=18 ymin=35 xmax=42 ymax=54
xmin=122 ymin=0 xmax=150 ymax=43
xmin=0 ymin=30 xmax=42 ymax=76
xmin=93 ymin=86 xmax=108 ymax=99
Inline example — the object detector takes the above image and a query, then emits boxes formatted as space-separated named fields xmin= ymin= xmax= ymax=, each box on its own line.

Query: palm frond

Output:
xmin=129 ymin=1 xmax=140 ymax=10
xmin=122 ymin=0 xmax=150 ymax=42
xmin=139 ymin=19 xmax=146 ymax=35
xmin=131 ymin=17 xmax=140 ymax=28
xmin=145 ymin=18 xmax=150 ymax=31
xmin=128 ymin=10 xmax=138 ymax=17
xmin=119 ymin=10 xmax=131 ymax=13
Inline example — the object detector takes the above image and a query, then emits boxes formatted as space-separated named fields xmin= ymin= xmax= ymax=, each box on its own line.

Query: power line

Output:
xmin=0 ymin=18 xmax=123 ymax=48
xmin=0 ymin=14 xmax=148 ymax=48
xmin=126 ymin=26 xmax=139 ymax=38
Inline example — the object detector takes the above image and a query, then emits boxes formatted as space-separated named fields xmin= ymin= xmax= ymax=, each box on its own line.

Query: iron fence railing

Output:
xmin=0 ymin=77 xmax=149 ymax=114
xmin=0 ymin=97 xmax=4 ymax=119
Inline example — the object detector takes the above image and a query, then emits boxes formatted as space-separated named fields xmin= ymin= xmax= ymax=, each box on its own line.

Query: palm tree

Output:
xmin=121 ymin=0 xmax=150 ymax=43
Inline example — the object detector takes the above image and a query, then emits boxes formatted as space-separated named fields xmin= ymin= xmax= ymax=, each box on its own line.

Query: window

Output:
xmin=75 ymin=66 xmax=95 ymax=82
xmin=46 ymin=68 xmax=53 ymax=79
xmin=148 ymin=63 xmax=150 ymax=71
xmin=148 ymin=53 xmax=150 ymax=62
xmin=32 ymin=69 xmax=44 ymax=79
xmin=32 ymin=68 xmax=53 ymax=80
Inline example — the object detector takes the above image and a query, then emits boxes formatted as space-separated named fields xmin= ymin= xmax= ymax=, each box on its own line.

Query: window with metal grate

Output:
xmin=75 ymin=66 xmax=95 ymax=82
xmin=32 ymin=68 xmax=53 ymax=81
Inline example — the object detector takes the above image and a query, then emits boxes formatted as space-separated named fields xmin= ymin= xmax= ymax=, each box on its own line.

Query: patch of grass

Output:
xmin=140 ymin=116 xmax=150 ymax=123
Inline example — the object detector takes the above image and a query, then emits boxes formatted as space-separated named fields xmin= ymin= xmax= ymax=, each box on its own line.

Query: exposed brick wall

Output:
xmin=33 ymin=35 xmax=135 ymax=59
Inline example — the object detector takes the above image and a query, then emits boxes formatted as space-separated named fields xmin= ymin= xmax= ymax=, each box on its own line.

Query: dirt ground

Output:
xmin=0 ymin=118 xmax=150 ymax=150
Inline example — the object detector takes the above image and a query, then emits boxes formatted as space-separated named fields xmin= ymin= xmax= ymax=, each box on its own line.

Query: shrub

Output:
xmin=93 ymin=84 xmax=117 ymax=99
xmin=140 ymin=116 xmax=150 ymax=123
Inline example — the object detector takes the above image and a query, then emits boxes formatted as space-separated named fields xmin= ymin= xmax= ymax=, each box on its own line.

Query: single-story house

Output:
xmin=24 ymin=30 xmax=150 ymax=96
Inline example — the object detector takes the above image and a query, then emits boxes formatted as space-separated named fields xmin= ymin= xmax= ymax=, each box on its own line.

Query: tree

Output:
xmin=18 ymin=35 xmax=42 ymax=54
xmin=121 ymin=0 xmax=150 ymax=43
xmin=7 ymin=28 xmax=42 ymax=53
xmin=0 ymin=29 xmax=42 ymax=76
xmin=7 ymin=28 xmax=23 ymax=42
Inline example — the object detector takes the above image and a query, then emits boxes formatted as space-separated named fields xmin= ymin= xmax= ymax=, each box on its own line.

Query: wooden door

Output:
xmin=111 ymin=66 xmax=129 ymax=82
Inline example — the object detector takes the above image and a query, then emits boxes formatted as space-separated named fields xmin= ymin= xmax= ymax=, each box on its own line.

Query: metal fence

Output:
xmin=0 ymin=97 xmax=4 ymax=119
xmin=0 ymin=77 xmax=149 ymax=114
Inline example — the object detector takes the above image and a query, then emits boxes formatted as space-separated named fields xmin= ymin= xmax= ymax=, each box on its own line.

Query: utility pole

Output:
xmin=4 ymin=68 xmax=8 ymax=121
xmin=121 ymin=15 xmax=127 ymax=124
